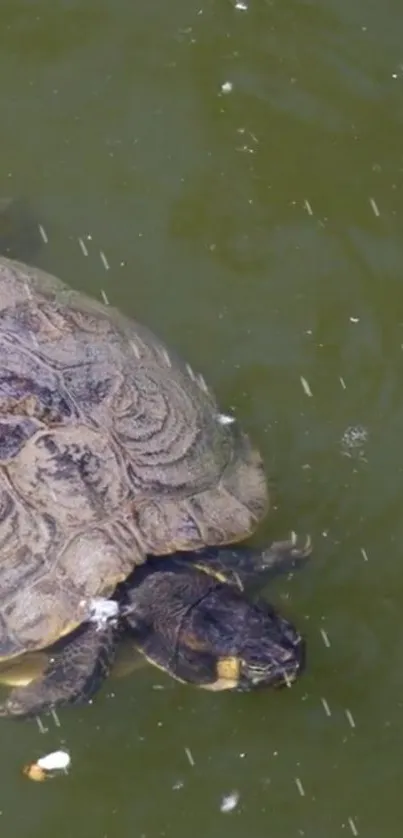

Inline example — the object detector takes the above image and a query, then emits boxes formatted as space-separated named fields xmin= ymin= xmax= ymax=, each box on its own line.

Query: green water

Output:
xmin=1 ymin=0 xmax=403 ymax=834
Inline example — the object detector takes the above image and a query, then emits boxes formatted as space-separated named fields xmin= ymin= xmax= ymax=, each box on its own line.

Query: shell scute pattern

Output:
xmin=0 ymin=257 xmax=268 ymax=660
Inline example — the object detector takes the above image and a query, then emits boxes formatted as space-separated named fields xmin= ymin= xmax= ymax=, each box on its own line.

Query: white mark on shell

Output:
xmin=186 ymin=363 xmax=196 ymax=381
xmin=130 ymin=340 xmax=141 ymax=359
xmin=198 ymin=374 xmax=209 ymax=393
xmin=86 ymin=597 xmax=119 ymax=629
xmin=160 ymin=348 xmax=172 ymax=367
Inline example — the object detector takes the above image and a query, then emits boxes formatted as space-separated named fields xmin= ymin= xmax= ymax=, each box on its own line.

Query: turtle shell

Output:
xmin=0 ymin=257 xmax=268 ymax=660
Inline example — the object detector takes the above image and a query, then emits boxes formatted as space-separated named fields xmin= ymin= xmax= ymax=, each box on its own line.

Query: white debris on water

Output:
xmin=345 ymin=708 xmax=356 ymax=729
xmin=320 ymin=627 xmax=331 ymax=647
xmin=295 ymin=777 xmax=305 ymax=796
xmin=37 ymin=750 xmax=71 ymax=772
xmin=38 ymin=224 xmax=48 ymax=244
xmin=348 ymin=816 xmax=359 ymax=835
xmin=360 ymin=547 xmax=369 ymax=562
xmin=100 ymin=250 xmax=110 ymax=270
xmin=220 ymin=790 xmax=240 ymax=812
xmin=172 ymin=779 xmax=184 ymax=790
xmin=221 ymin=81 xmax=233 ymax=94
xmin=235 ymin=1 xmax=248 ymax=9
xmin=321 ymin=696 xmax=332 ymax=716
xmin=184 ymin=747 xmax=195 ymax=767
xmin=339 ymin=376 xmax=347 ymax=389
xmin=78 ymin=237 xmax=89 ymax=256
xmin=300 ymin=375 xmax=313 ymax=397
xmin=304 ymin=199 xmax=313 ymax=216
xmin=369 ymin=197 xmax=380 ymax=217
xmin=218 ymin=412 xmax=236 ymax=425
xmin=349 ymin=316 xmax=360 ymax=323
xmin=100 ymin=289 xmax=110 ymax=305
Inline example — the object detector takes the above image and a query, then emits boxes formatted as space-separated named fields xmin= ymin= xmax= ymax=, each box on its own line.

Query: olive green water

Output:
xmin=1 ymin=0 xmax=403 ymax=834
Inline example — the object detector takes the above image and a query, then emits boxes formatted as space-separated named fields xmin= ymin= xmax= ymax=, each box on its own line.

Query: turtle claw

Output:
xmin=258 ymin=534 xmax=312 ymax=576
xmin=50 ymin=708 xmax=61 ymax=728
xmin=36 ymin=715 xmax=48 ymax=734
xmin=269 ymin=533 xmax=312 ymax=559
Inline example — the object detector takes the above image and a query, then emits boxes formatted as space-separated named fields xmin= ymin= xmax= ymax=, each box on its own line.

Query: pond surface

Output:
xmin=1 ymin=0 xmax=403 ymax=835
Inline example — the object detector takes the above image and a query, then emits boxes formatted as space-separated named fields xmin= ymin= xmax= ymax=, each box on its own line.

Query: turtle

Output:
xmin=0 ymin=535 xmax=311 ymax=717
xmin=0 ymin=254 xmax=272 ymax=715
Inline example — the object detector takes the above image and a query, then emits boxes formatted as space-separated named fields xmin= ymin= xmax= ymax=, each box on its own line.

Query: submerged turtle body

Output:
xmin=0 ymin=537 xmax=311 ymax=718
xmin=0 ymin=256 xmax=268 ymax=663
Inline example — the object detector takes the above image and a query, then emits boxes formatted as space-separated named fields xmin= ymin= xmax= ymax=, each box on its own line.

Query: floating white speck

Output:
xmin=38 ymin=224 xmax=48 ymax=244
xmin=218 ymin=413 xmax=236 ymax=425
xmin=345 ymin=708 xmax=356 ymax=729
xmin=173 ymin=779 xmax=184 ymax=790
xmin=300 ymin=376 xmax=313 ymax=397
xmin=78 ymin=237 xmax=89 ymax=256
xmin=37 ymin=750 xmax=71 ymax=772
xmin=304 ymin=199 xmax=313 ymax=216
xmin=360 ymin=547 xmax=369 ymax=562
xmin=100 ymin=250 xmax=110 ymax=270
xmin=348 ymin=816 xmax=359 ymax=835
xmin=320 ymin=627 xmax=331 ymax=647
xmin=349 ymin=316 xmax=359 ymax=323
xmin=221 ymin=81 xmax=233 ymax=94
xmin=321 ymin=696 xmax=331 ymax=716
xmin=235 ymin=1 xmax=248 ymax=8
xmin=295 ymin=777 xmax=305 ymax=796
xmin=369 ymin=197 xmax=380 ymax=217
xmin=100 ymin=289 xmax=110 ymax=305
xmin=220 ymin=790 xmax=240 ymax=812
xmin=184 ymin=747 xmax=195 ymax=767
xmin=339 ymin=376 xmax=347 ymax=389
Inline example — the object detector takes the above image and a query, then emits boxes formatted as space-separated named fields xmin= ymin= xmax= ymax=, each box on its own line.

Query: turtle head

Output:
xmin=210 ymin=599 xmax=305 ymax=693
xmin=234 ymin=604 xmax=306 ymax=691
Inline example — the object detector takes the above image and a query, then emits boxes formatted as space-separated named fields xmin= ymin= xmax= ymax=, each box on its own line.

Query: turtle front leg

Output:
xmin=0 ymin=622 xmax=118 ymax=720
xmin=180 ymin=534 xmax=312 ymax=590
